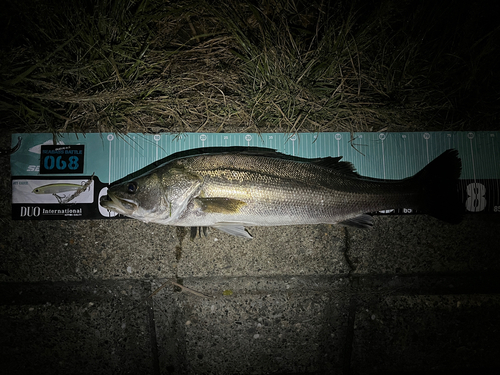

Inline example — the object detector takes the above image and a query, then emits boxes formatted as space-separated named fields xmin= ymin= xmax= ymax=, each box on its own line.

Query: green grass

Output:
xmin=0 ymin=0 xmax=498 ymax=136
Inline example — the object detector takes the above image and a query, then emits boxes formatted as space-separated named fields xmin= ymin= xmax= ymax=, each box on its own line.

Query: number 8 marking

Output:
xmin=68 ymin=156 xmax=79 ymax=170
xmin=465 ymin=183 xmax=486 ymax=212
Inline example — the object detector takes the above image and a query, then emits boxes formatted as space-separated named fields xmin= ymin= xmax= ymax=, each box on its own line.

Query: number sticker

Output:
xmin=40 ymin=145 xmax=84 ymax=174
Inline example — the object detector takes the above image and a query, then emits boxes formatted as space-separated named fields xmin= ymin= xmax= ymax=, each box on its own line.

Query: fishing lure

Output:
xmin=32 ymin=173 xmax=94 ymax=204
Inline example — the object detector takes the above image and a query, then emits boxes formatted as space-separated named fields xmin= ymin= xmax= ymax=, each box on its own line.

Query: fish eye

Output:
xmin=127 ymin=182 xmax=138 ymax=194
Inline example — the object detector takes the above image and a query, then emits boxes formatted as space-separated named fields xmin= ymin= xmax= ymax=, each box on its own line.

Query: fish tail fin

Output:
xmin=414 ymin=149 xmax=464 ymax=224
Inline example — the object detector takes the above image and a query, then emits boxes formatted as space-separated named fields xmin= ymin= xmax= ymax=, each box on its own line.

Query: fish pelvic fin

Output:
xmin=414 ymin=149 xmax=464 ymax=224
xmin=194 ymin=197 xmax=247 ymax=214
xmin=190 ymin=226 xmax=209 ymax=240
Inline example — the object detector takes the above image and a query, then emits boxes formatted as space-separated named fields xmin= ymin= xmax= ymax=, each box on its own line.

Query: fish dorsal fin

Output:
xmin=311 ymin=157 xmax=361 ymax=177
xmin=244 ymin=150 xmax=361 ymax=177
xmin=238 ymin=148 xmax=360 ymax=176
xmin=194 ymin=197 xmax=247 ymax=214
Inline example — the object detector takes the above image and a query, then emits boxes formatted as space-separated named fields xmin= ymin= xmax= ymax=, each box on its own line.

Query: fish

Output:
xmin=100 ymin=147 xmax=463 ymax=239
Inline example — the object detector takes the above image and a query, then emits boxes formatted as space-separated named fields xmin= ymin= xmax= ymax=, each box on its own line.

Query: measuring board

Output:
xmin=10 ymin=131 xmax=500 ymax=221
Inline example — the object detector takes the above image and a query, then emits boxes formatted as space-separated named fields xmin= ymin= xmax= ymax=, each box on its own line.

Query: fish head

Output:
xmin=100 ymin=165 xmax=202 ymax=223
xmin=100 ymin=173 xmax=165 ymax=221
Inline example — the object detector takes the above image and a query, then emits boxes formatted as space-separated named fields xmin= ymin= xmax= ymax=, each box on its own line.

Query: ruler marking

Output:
xmin=492 ymin=134 xmax=499 ymax=204
xmin=108 ymin=134 xmax=112 ymax=184
xmin=426 ymin=138 xmax=429 ymax=163
xmin=156 ymin=138 xmax=158 ymax=161
xmin=403 ymin=135 xmax=408 ymax=177
xmin=382 ymin=137 xmax=386 ymax=180
xmin=469 ymin=134 xmax=477 ymax=183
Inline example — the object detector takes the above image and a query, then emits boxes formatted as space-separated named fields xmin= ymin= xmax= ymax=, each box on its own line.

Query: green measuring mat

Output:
xmin=10 ymin=131 xmax=500 ymax=220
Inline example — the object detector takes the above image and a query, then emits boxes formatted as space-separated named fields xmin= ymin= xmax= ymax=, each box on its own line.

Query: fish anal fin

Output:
xmin=213 ymin=223 xmax=253 ymax=239
xmin=339 ymin=214 xmax=373 ymax=229
xmin=195 ymin=197 xmax=246 ymax=214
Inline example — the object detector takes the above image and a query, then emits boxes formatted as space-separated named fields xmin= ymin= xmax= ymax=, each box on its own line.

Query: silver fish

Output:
xmin=100 ymin=148 xmax=462 ymax=238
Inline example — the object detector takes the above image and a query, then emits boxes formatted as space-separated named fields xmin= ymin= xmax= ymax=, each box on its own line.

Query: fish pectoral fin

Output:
xmin=212 ymin=223 xmax=253 ymax=239
xmin=339 ymin=214 xmax=373 ymax=229
xmin=194 ymin=197 xmax=246 ymax=214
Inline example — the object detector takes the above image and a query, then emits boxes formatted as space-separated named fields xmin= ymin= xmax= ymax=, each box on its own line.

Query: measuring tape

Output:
xmin=10 ymin=131 xmax=500 ymax=220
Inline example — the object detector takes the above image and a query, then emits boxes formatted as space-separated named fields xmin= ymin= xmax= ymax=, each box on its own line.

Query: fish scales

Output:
xmin=178 ymin=152 xmax=344 ymax=189
xmin=179 ymin=153 xmax=419 ymax=220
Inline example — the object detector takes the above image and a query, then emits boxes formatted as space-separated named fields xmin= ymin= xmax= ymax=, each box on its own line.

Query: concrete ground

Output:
xmin=1 ymin=136 xmax=500 ymax=374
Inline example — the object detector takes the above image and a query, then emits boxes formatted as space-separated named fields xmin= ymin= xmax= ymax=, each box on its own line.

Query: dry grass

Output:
xmin=0 ymin=0 xmax=498 ymax=136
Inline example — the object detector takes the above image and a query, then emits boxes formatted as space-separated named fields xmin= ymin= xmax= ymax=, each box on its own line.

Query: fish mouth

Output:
xmin=100 ymin=192 xmax=138 ymax=215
